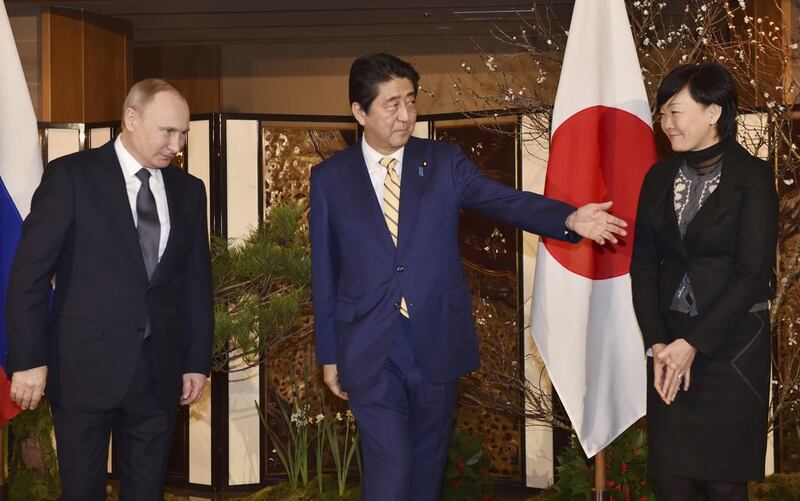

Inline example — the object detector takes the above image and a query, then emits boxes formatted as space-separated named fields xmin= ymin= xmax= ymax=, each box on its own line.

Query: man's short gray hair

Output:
xmin=122 ymin=78 xmax=186 ymax=116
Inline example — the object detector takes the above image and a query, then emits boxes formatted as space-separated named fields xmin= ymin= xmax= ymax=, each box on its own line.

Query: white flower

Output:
xmin=316 ymin=413 xmax=325 ymax=423
xmin=336 ymin=412 xmax=343 ymax=421
xmin=791 ymin=43 xmax=799 ymax=49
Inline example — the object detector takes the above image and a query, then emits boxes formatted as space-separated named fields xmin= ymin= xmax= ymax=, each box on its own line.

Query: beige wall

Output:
xmin=221 ymin=41 xmax=545 ymax=116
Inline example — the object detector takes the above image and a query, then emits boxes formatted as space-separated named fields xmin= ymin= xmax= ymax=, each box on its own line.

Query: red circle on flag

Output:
xmin=544 ymin=105 xmax=657 ymax=280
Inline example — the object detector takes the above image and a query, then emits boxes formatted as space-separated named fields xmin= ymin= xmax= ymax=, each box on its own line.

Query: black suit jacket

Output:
xmin=6 ymin=141 xmax=213 ymax=410
xmin=630 ymin=140 xmax=778 ymax=356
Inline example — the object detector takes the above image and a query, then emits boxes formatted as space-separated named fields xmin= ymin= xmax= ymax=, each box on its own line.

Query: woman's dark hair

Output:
xmin=655 ymin=62 xmax=738 ymax=141
xmin=349 ymin=53 xmax=420 ymax=113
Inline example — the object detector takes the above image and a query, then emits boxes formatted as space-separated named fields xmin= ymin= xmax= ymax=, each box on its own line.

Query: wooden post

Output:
xmin=593 ymin=448 xmax=610 ymax=500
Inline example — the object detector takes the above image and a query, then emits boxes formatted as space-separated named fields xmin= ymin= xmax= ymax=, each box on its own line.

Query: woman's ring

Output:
xmin=678 ymin=373 xmax=684 ymax=379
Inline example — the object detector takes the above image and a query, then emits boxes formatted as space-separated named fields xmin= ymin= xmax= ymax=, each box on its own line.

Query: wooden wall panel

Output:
xmin=41 ymin=7 xmax=131 ymax=123
xmin=83 ymin=11 xmax=130 ymax=122
xmin=42 ymin=8 xmax=83 ymax=122
xmin=133 ymin=45 xmax=221 ymax=114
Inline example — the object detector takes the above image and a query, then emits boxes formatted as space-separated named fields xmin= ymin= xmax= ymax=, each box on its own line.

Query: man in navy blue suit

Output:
xmin=310 ymin=53 xmax=626 ymax=501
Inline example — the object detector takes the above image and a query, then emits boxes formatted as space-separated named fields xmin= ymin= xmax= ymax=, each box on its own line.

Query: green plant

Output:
xmin=257 ymin=395 xmax=311 ymax=491
xmin=323 ymin=408 xmax=360 ymax=496
xmin=554 ymin=423 xmax=653 ymax=501
xmin=441 ymin=429 xmax=495 ymax=501
xmin=314 ymin=405 xmax=325 ymax=495
xmin=257 ymin=363 xmax=314 ymax=490
xmin=231 ymin=475 xmax=361 ymax=500
xmin=8 ymin=403 xmax=60 ymax=501
xmin=749 ymin=472 xmax=800 ymax=501
xmin=212 ymin=202 xmax=312 ymax=372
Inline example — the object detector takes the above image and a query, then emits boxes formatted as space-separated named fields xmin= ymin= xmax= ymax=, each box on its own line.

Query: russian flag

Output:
xmin=531 ymin=0 xmax=655 ymax=456
xmin=0 ymin=0 xmax=43 ymax=424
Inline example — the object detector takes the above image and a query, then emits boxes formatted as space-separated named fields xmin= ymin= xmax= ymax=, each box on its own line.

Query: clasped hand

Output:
xmin=566 ymin=201 xmax=628 ymax=245
xmin=652 ymin=339 xmax=697 ymax=405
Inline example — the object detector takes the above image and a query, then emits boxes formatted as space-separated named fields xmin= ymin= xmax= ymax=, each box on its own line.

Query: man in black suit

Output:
xmin=6 ymin=79 xmax=213 ymax=500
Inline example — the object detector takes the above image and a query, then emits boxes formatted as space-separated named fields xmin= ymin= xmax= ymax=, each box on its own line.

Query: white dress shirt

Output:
xmin=362 ymin=138 xmax=405 ymax=207
xmin=114 ymin=136 xmax=171 ymax=261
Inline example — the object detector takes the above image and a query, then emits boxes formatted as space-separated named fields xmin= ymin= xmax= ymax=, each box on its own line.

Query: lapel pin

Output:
xmin=419 ymin=160 xmax=428 ymax=177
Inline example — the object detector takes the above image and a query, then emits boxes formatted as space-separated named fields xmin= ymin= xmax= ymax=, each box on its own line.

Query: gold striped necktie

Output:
xmin=380 ymin=156 xmax=409 ymax=318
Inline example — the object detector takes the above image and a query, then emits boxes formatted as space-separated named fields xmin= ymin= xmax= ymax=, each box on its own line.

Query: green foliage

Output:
xmin=231 ymin=475 xmax=361 ymax=500
xmin=554 ymin=424 xmax=653 ymax=501
xmin=257 ymin=364 xmax=312 ymax=490
xmin=441 ymin=429 xmax=495 ymax=501
xmin=212 ymin=202 xmax=312 ymax=370
xmin=107 ymin=490 xmax=188 ymax=501
xmin=8 ymin=403 xmax=60 ymax=501
xmin=321 ymin=408 xmax=360 ymax=496
xmin=750 ymin=472 xmax=800 ymax=501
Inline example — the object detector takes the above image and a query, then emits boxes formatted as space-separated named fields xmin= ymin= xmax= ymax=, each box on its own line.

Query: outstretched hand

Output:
xmin=566 ymin=201 xmax=628 ymax=245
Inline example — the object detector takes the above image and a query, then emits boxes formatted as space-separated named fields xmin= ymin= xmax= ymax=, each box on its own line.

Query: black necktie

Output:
xmin=135 ymin=168 xmax=160 ymax=280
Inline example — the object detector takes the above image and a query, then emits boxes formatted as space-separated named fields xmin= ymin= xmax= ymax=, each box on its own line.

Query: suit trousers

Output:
xmin=51 ymin=338 xmax=177 ymax=501
xmin=347 ymin=316 xmax=459 ymax=501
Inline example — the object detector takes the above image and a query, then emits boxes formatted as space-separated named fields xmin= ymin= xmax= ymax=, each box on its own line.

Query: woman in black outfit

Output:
xmin=630 ymin=62 xmax=778 ymax=500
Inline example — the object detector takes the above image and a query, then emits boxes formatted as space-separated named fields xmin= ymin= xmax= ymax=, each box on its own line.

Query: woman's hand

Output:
xmin=651 ymin=343 xmax=668 ymax=402
xmin=654 ymin=338 xmax=697 ymax=405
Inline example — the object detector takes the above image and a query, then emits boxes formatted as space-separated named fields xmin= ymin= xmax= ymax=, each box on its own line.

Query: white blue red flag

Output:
xmin=0 ymin=0 xmax=43 ymax=424
xmin=531 ymin=0 xmax=655 ymax=456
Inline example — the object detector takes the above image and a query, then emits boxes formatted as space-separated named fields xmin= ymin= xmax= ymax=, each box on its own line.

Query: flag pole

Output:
xmin=593 ymin=448 xmax=609 ymax=500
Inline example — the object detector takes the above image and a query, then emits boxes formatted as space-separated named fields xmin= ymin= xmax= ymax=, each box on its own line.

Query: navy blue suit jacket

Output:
xmin=310 ymin=137 xmax=578 ymax=390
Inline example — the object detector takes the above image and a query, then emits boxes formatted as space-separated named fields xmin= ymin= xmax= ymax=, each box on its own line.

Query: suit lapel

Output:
xmin=96 ymin=142 xmax=149 ymax=281
xmin=338 ymin=142 xmax=396 ymax=255
xmin=396 ymin=137 xmax=426 ymax=255
xmin=648 ymin=157 xmax=686 ymax=256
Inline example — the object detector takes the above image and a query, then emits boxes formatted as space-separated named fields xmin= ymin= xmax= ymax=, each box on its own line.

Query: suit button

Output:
xmin=393 ymin=302 xmax=400 ymax=310
xmin=396 ymin=265 xmax=405 ymax=272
